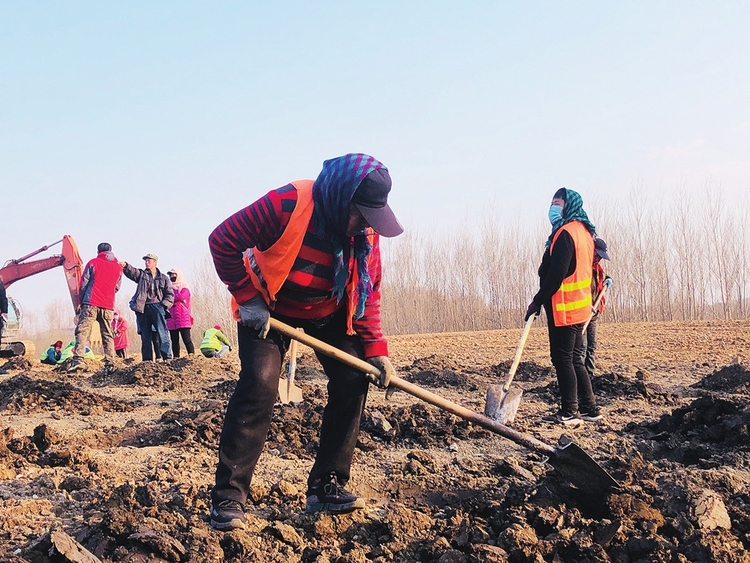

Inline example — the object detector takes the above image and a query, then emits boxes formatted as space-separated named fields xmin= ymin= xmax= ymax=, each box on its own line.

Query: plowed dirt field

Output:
xmin=1 ymin=320 xmax=749 ymax=562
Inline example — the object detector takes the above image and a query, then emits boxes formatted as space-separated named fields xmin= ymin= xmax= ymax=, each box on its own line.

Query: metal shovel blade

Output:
xmin=485 ymin=384 xmax=523 ymax=425
xmin=548 ymin=439 xmax=621 ymax=497
xmin=278 ymin=378 xmax=303 ymax=404
xmin=278 ymin=336 xmax=303 ymax=404
xmin=485 ymin=315 xmax=536 ymax=425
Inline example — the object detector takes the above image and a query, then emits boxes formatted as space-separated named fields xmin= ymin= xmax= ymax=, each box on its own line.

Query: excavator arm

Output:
xmin=0 ymin=235 xmax=83 ymax=312
xmin=0 ymin=235 xmax=84 ymax=357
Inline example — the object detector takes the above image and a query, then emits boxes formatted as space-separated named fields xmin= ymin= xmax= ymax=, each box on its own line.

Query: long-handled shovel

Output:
xmin=484 ymin=314 xmax=536 ymax=425
xmin=269 ymin=318 xmax=620 ymax=497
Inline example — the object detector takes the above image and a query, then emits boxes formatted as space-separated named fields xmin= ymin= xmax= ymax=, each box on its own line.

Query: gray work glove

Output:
xmin=367 ymin=355 xmax=396 ymax=393
xmin=238 ymin=295 xmax=270 ymax=339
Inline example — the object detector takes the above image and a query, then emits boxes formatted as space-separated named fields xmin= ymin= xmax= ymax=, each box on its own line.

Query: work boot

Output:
xmin=209 ymin=499 xmax=247 ymax=530
xmin=306 ymin=472 xmax=366 ymax=514
xmin=67 ymin=359 xmax=83 ymax=373
xmin=542 ymin=410 xmax=583 ymax=428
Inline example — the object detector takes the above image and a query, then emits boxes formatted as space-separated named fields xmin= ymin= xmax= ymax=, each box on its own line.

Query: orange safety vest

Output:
xmin=231 ymin=180 xmax=374 ymax=335
xmin=549 ymin=221 xmax=594 ymax=326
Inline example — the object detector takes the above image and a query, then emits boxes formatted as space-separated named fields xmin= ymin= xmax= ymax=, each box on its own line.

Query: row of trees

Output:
xmin=21 ymin=184 xmax=748 ymax=349
xmin=380 ymin=184 xmax=749 ymax=334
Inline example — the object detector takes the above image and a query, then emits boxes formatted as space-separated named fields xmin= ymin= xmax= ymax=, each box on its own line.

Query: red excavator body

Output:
xmin=0 ymin=236 xmax=83 ymax=357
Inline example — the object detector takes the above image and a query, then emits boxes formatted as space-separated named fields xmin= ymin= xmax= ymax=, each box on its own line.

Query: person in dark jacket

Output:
xmin=119 ymin=253 xmax=174 ymax=362
xmin=69 ymin=243 xmax=123 ymax=372
xmin=206 ymin=153 xmax=403 ymax=531
xmin=525 ymin=188 xmax=602 ymax=427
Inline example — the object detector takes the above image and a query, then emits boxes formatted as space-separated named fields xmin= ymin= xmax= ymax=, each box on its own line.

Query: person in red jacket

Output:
xmin=112 ymin=310 xmax=130 ymax=358
xmin=69 ymin=243 xmax=123 ymax=372
xmin=207 ymin=153 xmax=403 ymax=530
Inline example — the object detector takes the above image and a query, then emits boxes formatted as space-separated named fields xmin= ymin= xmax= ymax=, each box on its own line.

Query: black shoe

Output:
xmin=306 ymin=472 xmax=366 ymax=514
xmin=67 ymin=359 xmax=83 ymax=373
xmin=579 ymin=406 xmax=604 ymax=422
xmin=542 ymin=410 xmax=583 ymax=428
xmin=209 ymin=499 xmax=247 ymax=530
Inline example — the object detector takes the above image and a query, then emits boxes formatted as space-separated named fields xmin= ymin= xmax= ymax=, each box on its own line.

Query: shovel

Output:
xmin=269 ymin=318 xmax=620 ymax=497
xmin=484 ymin=314 xmax=536 ymax=425
xmin=278 ymin=331 xmax=303 ymax=404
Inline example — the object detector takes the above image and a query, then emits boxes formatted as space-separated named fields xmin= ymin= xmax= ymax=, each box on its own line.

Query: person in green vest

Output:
xmin=40 ymin=340 xmax=63 ymax=365
xmin=200 ymin=325 xmax=232 ymax=358
xmin=58 ymin=340 xmax=95 ymax=364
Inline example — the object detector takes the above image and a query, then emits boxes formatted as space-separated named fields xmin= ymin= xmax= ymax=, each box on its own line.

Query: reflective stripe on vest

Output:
xmin=550 ymin=221 xmax=594 ymax=326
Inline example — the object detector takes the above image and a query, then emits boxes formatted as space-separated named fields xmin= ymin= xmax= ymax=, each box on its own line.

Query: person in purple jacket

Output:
xmin=166 ymin=269 xmax=195 ymax=357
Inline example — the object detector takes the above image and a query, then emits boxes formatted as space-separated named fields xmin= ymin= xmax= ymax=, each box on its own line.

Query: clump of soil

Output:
xmin=692 ymin=363 xmax=750 ymax=394
xmin=0 ymin=357 xmax=33 ymax=371
xmin=0 ymin=374 xmax=134 ymax=415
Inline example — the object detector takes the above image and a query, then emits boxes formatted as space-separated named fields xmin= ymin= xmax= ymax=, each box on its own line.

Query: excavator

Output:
xmin=0 ymin=235 xmax=83 ymax=358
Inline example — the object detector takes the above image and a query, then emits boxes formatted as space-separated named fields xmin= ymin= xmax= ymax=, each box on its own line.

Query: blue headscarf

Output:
xmin=546 ymin=187 xmax=596 ymax=247
xmin=312 ymin=153 xmax=385 ymax=318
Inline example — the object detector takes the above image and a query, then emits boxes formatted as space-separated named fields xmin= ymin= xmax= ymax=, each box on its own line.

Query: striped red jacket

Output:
xmin=208 ymin=184 xmax=388 ymax=357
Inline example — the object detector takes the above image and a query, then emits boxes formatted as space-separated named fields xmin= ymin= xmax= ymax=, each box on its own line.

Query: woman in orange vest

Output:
xmin=525 ymin=187 xmax=602 ymax=427
xmin=206 ymin=153 xmax=403 ymax=531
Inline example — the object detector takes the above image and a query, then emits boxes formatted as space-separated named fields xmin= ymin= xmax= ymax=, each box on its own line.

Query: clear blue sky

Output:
xmin=2 ymin=2 xmax=749 ymax=319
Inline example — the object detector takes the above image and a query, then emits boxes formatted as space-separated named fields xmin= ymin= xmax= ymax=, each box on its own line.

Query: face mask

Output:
xmin=548 ymin=205 xmax=563 ymax=225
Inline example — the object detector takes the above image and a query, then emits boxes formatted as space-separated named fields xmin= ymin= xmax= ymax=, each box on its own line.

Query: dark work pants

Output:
xmin=583 ymin=313 xmax=598 ymax=378
xmin=136 ymin=303 xmax=171 ymax=361
xmin=211 ymin=310 xmax=370 ymax=506
xmin=170 ymin=328 xmax=195 ymax=357
xmin=545 ymin=306 xmax=597 ymax=415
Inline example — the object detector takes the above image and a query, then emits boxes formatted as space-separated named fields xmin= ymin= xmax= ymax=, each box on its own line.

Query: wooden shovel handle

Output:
xmin=268 ymin=318 xmax=556 ymax=456
xmin=582 ymin=284 xmax=609 ymax=333
xmin=503 ymin=314 xmax=536 ymax=392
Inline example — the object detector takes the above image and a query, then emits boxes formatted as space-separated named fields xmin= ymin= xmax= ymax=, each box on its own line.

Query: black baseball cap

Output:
xmin=351 ymin=168 xmax=404 ymax=238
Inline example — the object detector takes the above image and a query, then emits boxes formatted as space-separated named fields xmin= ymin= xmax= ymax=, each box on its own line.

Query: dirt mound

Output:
xmin=0 ymin=357 xmax=33 ymax=372
xmin=0 ymin=374 xmax=134 ymax=415
xmin=472 ymin=360 xmax=555 ymax=383
xmin=117 ymin=400 xmax=226 ymax=449
xmin=401 ymin=355 xmax=472 ymax=389
xmin=89 ymin=358 xmax=199 ymax=390
xmin=693 ymin=363 xmax=750 ymax=394
xmin=628 ymin=395 xmax=750 ymax=467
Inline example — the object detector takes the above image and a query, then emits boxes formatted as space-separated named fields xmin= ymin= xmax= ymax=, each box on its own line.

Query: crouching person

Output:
xmin=200 ymin=325 xmax=231 ymax=358
xmin=41 ymin=340 xmax=63 ymax=365
xmin=207 ymin=153 xmax=403 ymax=530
